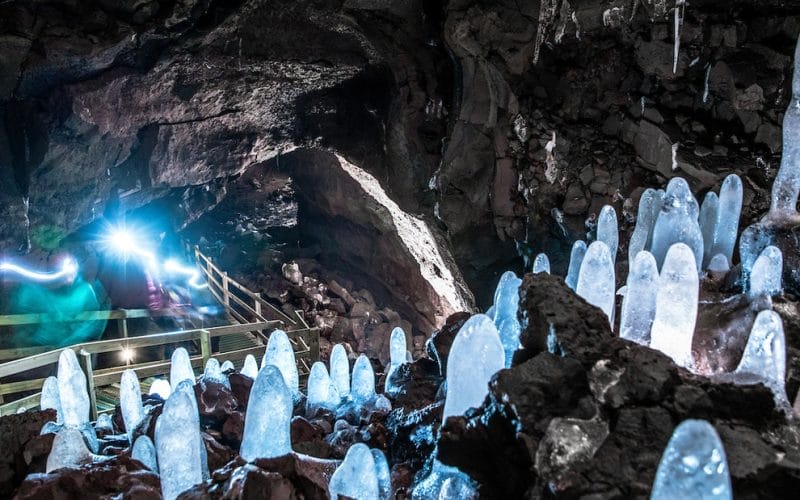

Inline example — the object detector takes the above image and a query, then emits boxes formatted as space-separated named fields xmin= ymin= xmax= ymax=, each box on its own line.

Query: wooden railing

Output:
xmin=0 ymin=321 xmax=279 ymax=417
xmin=194 ymin=247 xmax=319 ymax=375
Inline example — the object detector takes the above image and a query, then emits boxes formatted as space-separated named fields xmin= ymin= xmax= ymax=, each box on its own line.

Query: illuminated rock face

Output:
xmin=155 ymin=390 xmax=203 ymax=500
xmin=576 ymin=241 xmax=615 ymax=324
xmin=651 ymin=420 xmax=731 ymax=500
xmin=261 ymin=329 xmax=299 ymax=399
xmin=443 ymin=314 xmax=505 ymax=419
xmin=619 ymin=251 xmax=659 ymax=346
xmin=649 ymin=243 xmax=699 ymax=369
xmin=120 ymin=369 xmax=144 ymax=442
xmin=57 ymin=349 xmax=89 ymax=428
xmin=240 ymin=365 xmax=292 ymax=461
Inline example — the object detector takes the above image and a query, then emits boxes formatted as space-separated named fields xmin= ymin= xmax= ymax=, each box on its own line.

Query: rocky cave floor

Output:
xmin=3 ymin=271 xmax=800 ymax=499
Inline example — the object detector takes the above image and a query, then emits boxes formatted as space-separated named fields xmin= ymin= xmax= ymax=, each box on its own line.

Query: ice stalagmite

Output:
xmin=372 ymin=449 xmax=392 ymax=500
xmin=699 ymin=192 xmax=719 ymax=268
xmin=306 ymin=362 xmax=340 ymax=413
xmin=565 ymin=240 xmax=587 ymax=290
xmin=619 ymin=251 xmax=659 ymax=345
xmin=710 ymin=174 xmax=743 ymax=264
xmin=40 ymin=376 xmax=62 ymax=423
xmin=328 ymin=443 xmax=379 ymax=500
xmin=46 ymin=426 xmax=92 ymax=472
xmin=132 ymin=435 xmax=158 ymax=472
xmin=649 ymin=243 xmax=699 ymax=369
xmin=738 ymin=223 xmax=774 ymax=285
xmin=491 ymin=271 xmax=522 ymax=367
xmin=261 ymin=329 xmax=299 ymax=398
xmin=57 ymin=349 xmax=90 ymax=428
xmin=169 ymin=347 xmax=195 ymax=390
xmin=770 ymin=35 xmax=800 ymax=216
xmin=650 ymin=177 xmax=703 ymax=271
xmin=575 ymin=241 xmax=616 ymax=325
xmin=651 ymin=419 xmax=731 ymax=500
xmin=533 ymin=253 xmax=550 ymax=274
xmin=149 ymin=379 xmax=171 ymax=399
xmin=412 ymin=461 xmax=477 ymax=500
xmin=384 ymin=327 xmax=407 ymax=395
xmin=628 ymin=189 xmax=663 ymax=263
xmin=120 ymin=369 xmax=144 ymax=442
xmin=155 ymin=390 xmax=203 ymax=500
xmin=707 ymin=254 xmax=730 ymax=273
xmin=597 ymin=205 xmax=619 ymax=259
xmin=220 ymin=360 xmax=234 ymax=372
xmin=330 ymin=344 xmax=350 ymax=399
xmin=351 ymin=354 xmax=376 ymax=406
xmin=240 ymin=365 xmax=292 ymax=461
xmin=443 ymin=314 xmax=505 ymax=419
xmin=735 ymin=310 xmax=788 ymax=408
xmin=241 ymin=354 xmax=259 ymax=379
xmin=748 ymin=246 xmax=783 ymax=299
xmin=203 ymin=358 xmax=223 ymax=382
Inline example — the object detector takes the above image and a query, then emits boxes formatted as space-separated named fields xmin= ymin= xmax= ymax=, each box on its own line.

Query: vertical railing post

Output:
xmin=254 ymin=293 xmax=262 ymax=320
xmin=222 ymin=273 xmax=230 ymax=308
xmin=79 ymin=349 xmax=98 ymax=421
xmin=200 ymin=329 xmax=211 ymax=367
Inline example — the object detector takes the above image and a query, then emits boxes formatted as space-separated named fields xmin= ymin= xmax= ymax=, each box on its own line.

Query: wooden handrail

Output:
xmin=0 ymin=306 xmax=191 ymax=326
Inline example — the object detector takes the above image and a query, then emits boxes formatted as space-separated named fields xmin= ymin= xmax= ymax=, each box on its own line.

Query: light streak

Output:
xmin=164 ymin=258 xmax=208 ymax=289
xmin=0 ymin=257 xmax=78 ymax=283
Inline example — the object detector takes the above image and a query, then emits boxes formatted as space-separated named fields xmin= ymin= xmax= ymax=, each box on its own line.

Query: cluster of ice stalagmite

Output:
xmin=651 ymin=420 xmax=731 ymax=500
xmin=328 ymin=443 xmax=391 ymax=500
xmin=650 ymin=177 xmax=704 ymax=271
xmin=489 ymin=271 xmax=523 ymax=367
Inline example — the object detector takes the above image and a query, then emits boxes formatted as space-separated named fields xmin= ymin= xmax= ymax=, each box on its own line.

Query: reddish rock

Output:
xmin=222 ymin=411 xmax=246 ymax=446
xmin=0 ymin=409 xmax=55 ymax=497
xmin=229 ymin=373 xmax=254 ymax=410
xmin=196 ymin=380 xmax=238 ymax=424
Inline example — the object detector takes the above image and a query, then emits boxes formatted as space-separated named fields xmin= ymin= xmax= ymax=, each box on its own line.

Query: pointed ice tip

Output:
xmin=120 ymin=369 xmax=144 ymax=442
xmin=575 ymin=241 xmax=616 ymax=324
xmin=330 ymin=343 xmax=351 ymax=398
xmin=241 ymin=354 xmax=259 ymax=379
xmin=652 ymin=420 xmax=731 ymax=500
xmin=443 ymin=314 xmax=505 ymax=419
xmin=389 ymin=327 xmax=407 ymax=366
xmin=156 ymin=389 xmax=203 ymax=500
xmin=240 ymin=365 xmax=293 ymax=461
xmin=169 ymin=347 xmax=195 ymax=389
xmin=597 ymin=205 xmax=619 ymax=259
xmin=262 ymin=329 xmax=299 ymax=395
xmin=748 ymin=245 xmax=783 ymax=299
xmin=57 ymin=349 xmax=90 ymax=428
xmin=351 ymin=354 xmax=376 ymax=405
xmin=533 ymin=253 xmax=551 ymax=274
xmin=329 ymin=443 xmax=379 ymax=500
xmin=566 ymin=240 xmax=587 ymax=290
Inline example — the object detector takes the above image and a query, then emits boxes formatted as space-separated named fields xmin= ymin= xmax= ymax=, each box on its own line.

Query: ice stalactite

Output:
xmin=132 ymin=435 xmax=158 ymax=472
xmin=575 ymin=241 xmax=616 ymax=325
xmin=597 ymin=205 xmax=619 ymax=259
xmin=443 ymin=314 xmax=505 ymax=419
xmin=330 ymin=343 xmax=351 ymax=399
xmin=673 ymin=0 xmax=685 ymax=74
xmin=699 ymin=192 xmax=719 ymax=268
xmin=533 ymin=253 xmax=551 ymax=274
xmin=169 ymin=347 xmax=195 ymax=390
xmin=651 ymin=420 xmax=731 ymax=500
xmin=155 ymin=390 xmax=203 ymax=500
xmin=120 ymin=369 xmax=144 ymax=442
xmin=566 ymin=240 xmax=587 ymax=290
xmin=241 ymin=354 xmax=259 ymax=379
xmin=619 ymin=251 xmax=659 ymax=345
xmin=384 ymin=327 xmax=407 ymax=396
xmin=734 ymin=310 xmax=789 ymax=408
xmin=650 ymin=177 xmax=703 ymax=271
xmin=748 ymin=246 xmax=783 ymax=299
xmin=261 ymin=329 xmax=300 ymax=400
xmin=240 ymin=365 xmax=292 ymax=461
xmin=649 ymin=243 xmax=699 ymax=369
xmin=491 ymin=271 xmax=523 ymax=367
xmin=710 ymin=174 xmax=743 ymax=265
xmin=770 ymin=35 xmax=800 ymax=217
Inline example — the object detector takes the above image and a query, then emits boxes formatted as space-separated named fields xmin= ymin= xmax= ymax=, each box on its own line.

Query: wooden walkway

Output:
xmin=0 ymin=248 xmax=319 ymax=416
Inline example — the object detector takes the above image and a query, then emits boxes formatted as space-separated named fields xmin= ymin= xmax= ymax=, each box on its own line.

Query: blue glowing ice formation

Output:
xmin=597 ymin=205 xmax=619 ymax=259
xmin=735 ymin=310 xmax=788 ymax=408
xmin=240 ymin=365 xmax=292 ymax=461
xmin=710 ymin=174 xmax=743 ymax=265
xmin=575 ymin=241 xmax=616 ymax=324
xmin=651 ymin=177 xmax=703 ymax=271
xmin=148 ymin=379 xmax=171 ymax=399
xmin=748 ymin=245 xmax=783 ymax=299
xmin=241 ymin=354 xmax=259 ymax=379
xmin=619 ymin=251 xmax=659 ymax=345
xmin=351 ymin=354 xmax=376 ymax=406
xmin=565 ymin=240 xmax=587 ymax=290
xmin=169 ymin=347 xmax=195 ymax=390
xmin=412 ymin=460 xmax=477 ymax=500
xmin=329 ymin=443 xmax=379 ymax=500
xmin=220 ymin=360 xmax=234 ymax=372
xmin=57 ymin=349 xmax=90 ymax=428
xmin=132 ymin=435 xmax=158 ymax=472
xmin=330 ymin=344 xmax=350 ymax=399
xmin=649 ymin=243 xmax=699 ymax=369
xmin=120 ymin=369 xmax=144 ymax=442
xmin=443 ymin=314 xmax=505 ymax=419
xmin=699 ymin=192 xmax=719 ymax=267
xmin=40 ymin=376 xmax=62 ymax=423
xmin=202 ymin=358 xmax=229 ymax=387
xmin=385 ymin=327 xmax=407 ymax=396
xmin=532 ymin=253 xmax=550 ymax=274
xmin=628 ymin=188 xmax=664 ymax=263
xmin=491 ymin=271 xmax=522 ymax=367
xmin=738 ymin=223 xmax=774 ymax=286
xmin=46 ymin=426 xmax=92 ymax=472
xmin=306 ymin=361 xmax=341 ymax=413
xmin=372 ymin=448 xmax=392 ymax=499
xmin=770 ymin=36 xmax=800 ymax=216
xmin=707 ymin=254 xmax=730 ymax=274
xmin=261 ymin=329 xmax=299 ymax=398
xmin=651 ymin=419 xmax=731 ymax=500
xmin=155 ymin=390 xmax=203 ymax=500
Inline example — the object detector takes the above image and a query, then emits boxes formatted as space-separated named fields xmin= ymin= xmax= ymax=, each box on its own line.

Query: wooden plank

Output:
xmin=0 ymin=392 xmax=41 ymax=416
xmin=200 ymin=330 xmax=211 ymax=367
xmin=79 ymin=350 xmax=98 ymax=421
xmin=0 ymin=307 xmax=189 ymax=326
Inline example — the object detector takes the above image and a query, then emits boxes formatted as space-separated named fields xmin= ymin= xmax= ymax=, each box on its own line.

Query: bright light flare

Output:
xmin=120 ymin=347 xmax=135 ymax=363
xmin=102 ymin=225 xmax=158 ymax=274
xmin=164 ymin=258 xmax=208 ymax=289
xmin=0 ymin=257 xmax=79 ymax=283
